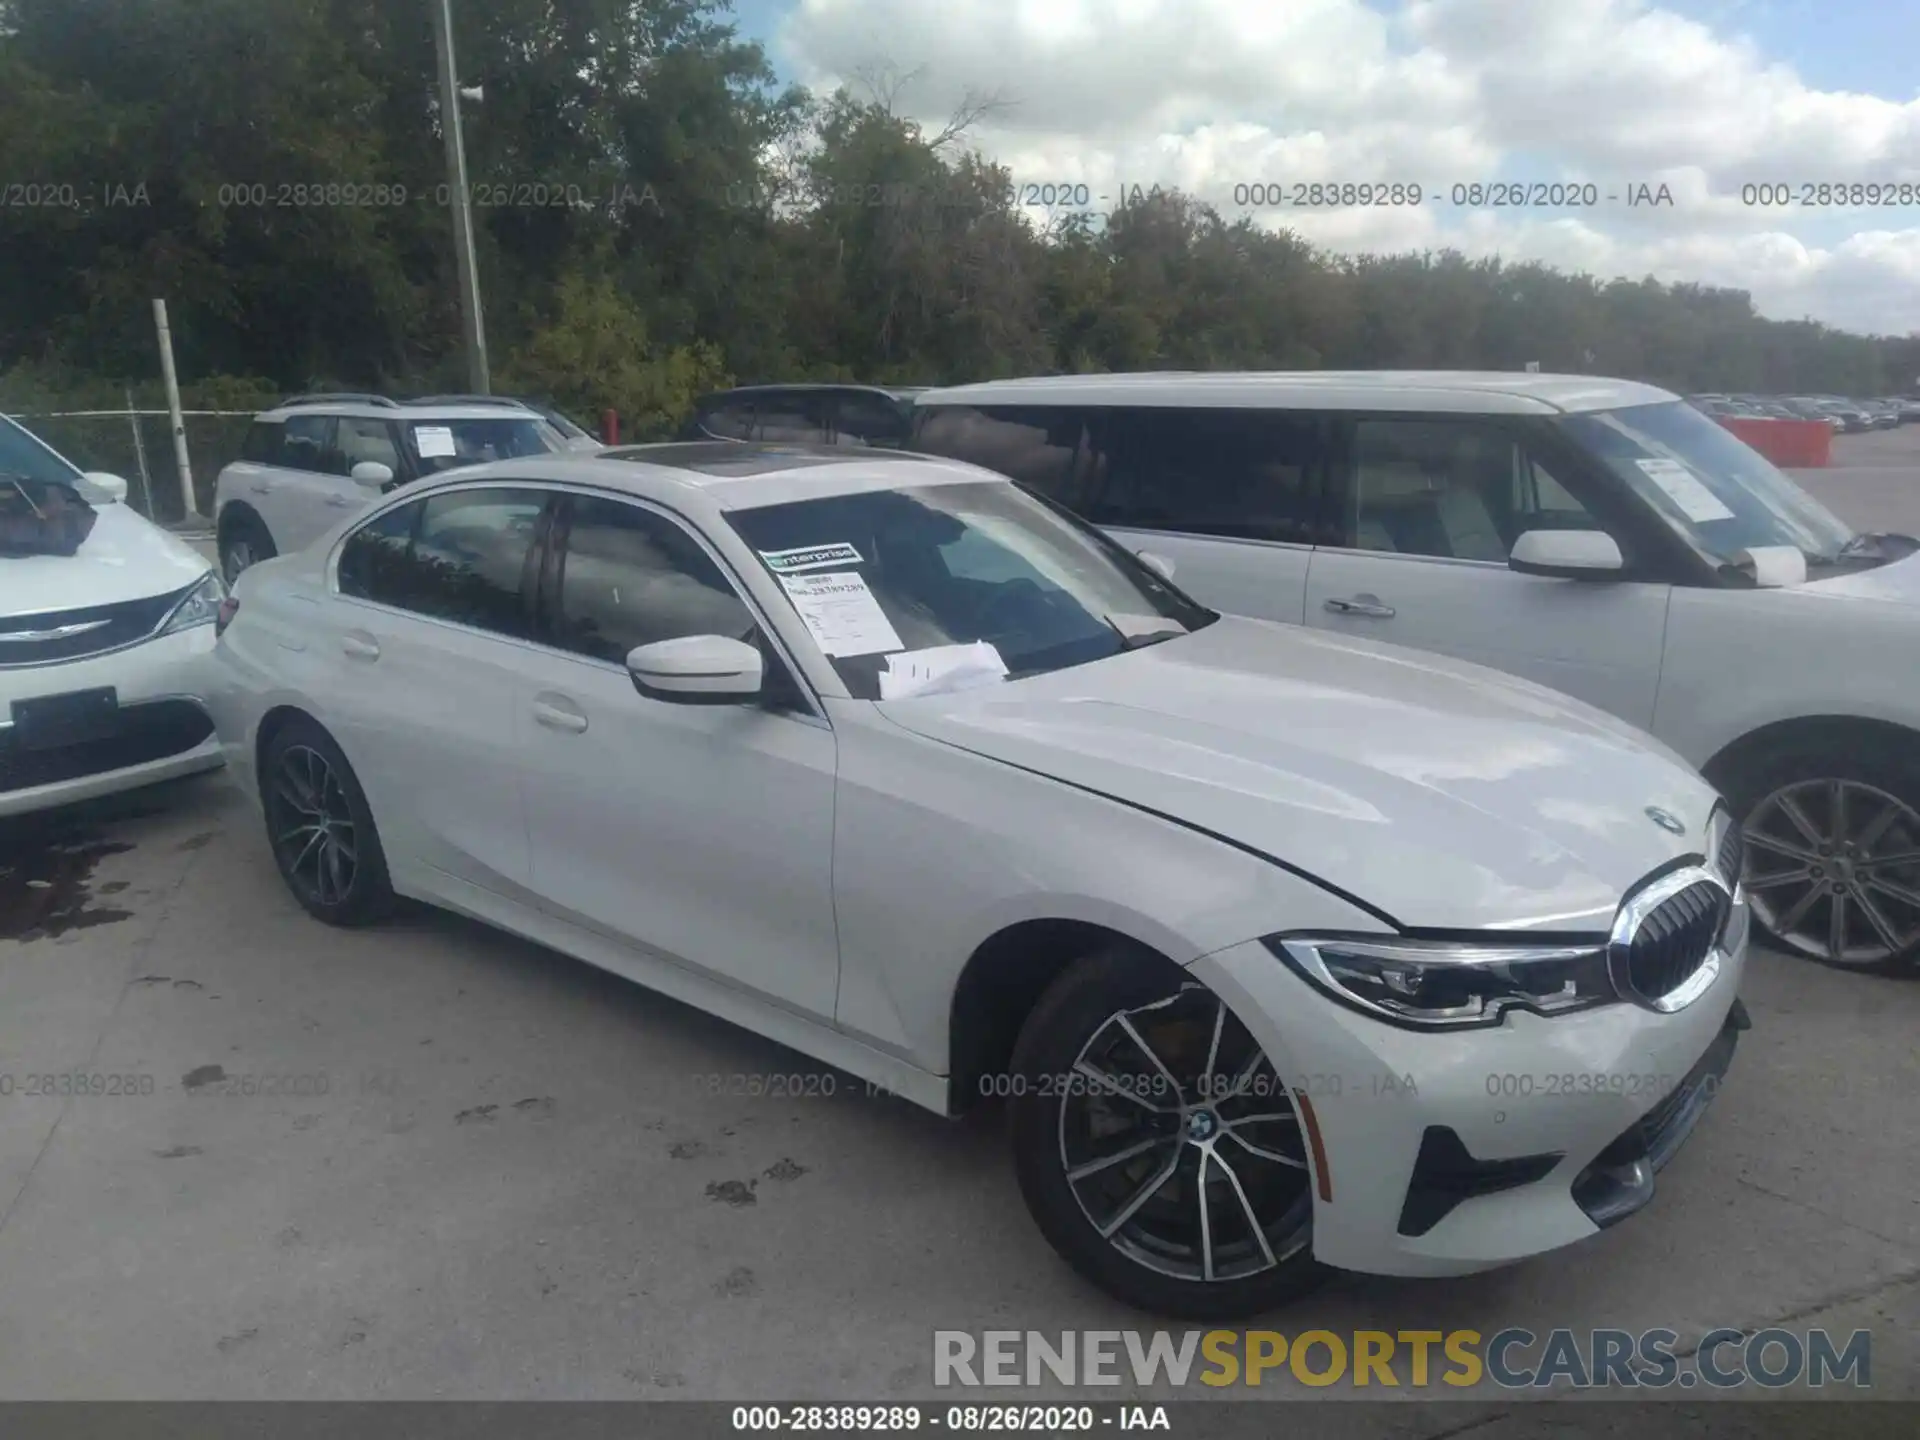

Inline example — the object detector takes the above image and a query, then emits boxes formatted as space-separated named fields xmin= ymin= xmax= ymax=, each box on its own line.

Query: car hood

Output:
xmin=879 ymin=616 xmax=1720 ymax=933
xmin=0 ymin=501 xmax=209 ymax=616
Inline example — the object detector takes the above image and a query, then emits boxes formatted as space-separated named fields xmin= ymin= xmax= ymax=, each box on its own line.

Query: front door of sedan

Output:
xmin=515 ymin=491 xmax=842 ymax=1020
xmin=1305 ymin=416 xmax=1672 ymax=727
xmin=325 ymin=485 xmax=554 ymax=895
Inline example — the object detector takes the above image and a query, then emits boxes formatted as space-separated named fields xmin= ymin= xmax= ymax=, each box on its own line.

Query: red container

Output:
xmin=1717 ymin=416 xmax=1831 ymax=468
xmin=601 ymin=408 xmax=620 ymax=446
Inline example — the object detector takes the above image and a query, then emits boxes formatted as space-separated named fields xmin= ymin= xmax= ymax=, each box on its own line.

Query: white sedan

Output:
xmin=204 ymin=443 xmax=1749 ymax=1318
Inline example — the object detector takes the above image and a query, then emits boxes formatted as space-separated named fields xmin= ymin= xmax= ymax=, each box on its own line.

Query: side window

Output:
xmin=408 ymin=488 xmax=549 ymax=636
xmin=550 ymin=496 xmax=754 ymax=664
xmin=1083 ymin=408 xmax=1326 ymax=543
xmin=240 ymin=421 xmax=284 ymax=464
xmin=698 ymin=402 xmax=756 ymax=440
xmin=752 ymin=393 xmax=831 ymax=443
xmin=337 ymin=500 xmax=422 ymax=605
xmin=279 ymin=415 xmax=341 ymax=475
xmin=908 ymin=406 xmax=1094 ymax=508
xmin=1347 ymin=419 xmax=1597 ymax=562
xmin=834 ymin=393 xmax=910 ymax=448
xmin=337 ymin=418 xmax=402 ymax=476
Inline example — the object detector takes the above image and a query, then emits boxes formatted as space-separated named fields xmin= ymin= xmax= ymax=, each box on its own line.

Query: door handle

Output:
xmin=249 ymin=482 xmax=273 ymax=495
xmin=531 ymin=697 xmax=589 ymax=734
xmin=1324 ymin=594 xmax=1396 ymax=619
xmin=341 ymin=632 xmax=381 ymax=660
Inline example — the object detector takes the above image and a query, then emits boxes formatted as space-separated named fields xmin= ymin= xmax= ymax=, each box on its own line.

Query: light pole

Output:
xmin=431 ymin=0 xmax=489 ymax=393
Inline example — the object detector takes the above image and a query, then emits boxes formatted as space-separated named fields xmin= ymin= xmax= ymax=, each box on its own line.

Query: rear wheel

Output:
xmin=260 ymin=718 xmax=395 ymax=927
xmin=1007 ymin=947 xmax=1324 ymax=1319
xmin=219 ymin=511 xmax=276 ymax=585
xmin=1718 ymin=737 xmax=1920 ymax=973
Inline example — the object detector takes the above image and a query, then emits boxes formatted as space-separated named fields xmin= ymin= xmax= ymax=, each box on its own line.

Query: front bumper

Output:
xmin=1189 ymin=916 xmax=1746 ymax=1278
xmin=0 ymin=627 xmax=223 ymax=818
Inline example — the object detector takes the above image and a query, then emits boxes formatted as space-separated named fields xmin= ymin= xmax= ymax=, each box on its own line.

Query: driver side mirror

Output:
xmin=81 ymin=471 xmax=130 ymax=504
xmin=626 ymin=635 xmax=764 ymax=705
xmin=1136 ymin=550 xmax=1176 ymax=581
xmin=1509 ymin=529 xmax=1625 ymax=581
xmin=351 ymin=461 xmax=395 ymax=490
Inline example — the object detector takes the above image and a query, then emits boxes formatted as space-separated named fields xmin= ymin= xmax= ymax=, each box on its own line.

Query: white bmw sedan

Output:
xmin=205 ymin=443 xmax=1749 ymax=1318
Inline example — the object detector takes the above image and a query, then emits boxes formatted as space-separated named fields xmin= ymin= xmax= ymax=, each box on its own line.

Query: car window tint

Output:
xmin=698 ymin=402 xmax=755 ymax=440
xmin=551 ymin=496 xmax=754 ymax=664
xmin=1349 ymin=419 xmax=1598 ymax=561
xmin=908 ymin=405 xmax=1095 ymax=507
xmin=337 ymin=500 xmax=421 ymax=604
xmin=240 ymin=421 xmax=284 ymax=464
xmin=835 ymin=393 xmax=910 ymax=447
xmin=406 ymin=489 xmax=547 ymax=636
xmin=753 ymin=394 xmax=831 ymax=443
xmin=280 ymin=415 xmax=341 ymax=475
xmin=1085 ymin=408 xmax=1324 ymax=542
xmin=338 ymin=418 xmax=401 ymax=474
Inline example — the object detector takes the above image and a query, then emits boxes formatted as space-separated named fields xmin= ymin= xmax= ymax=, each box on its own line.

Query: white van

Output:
xmin=910 ymin=371 xmax=1920 ymax=973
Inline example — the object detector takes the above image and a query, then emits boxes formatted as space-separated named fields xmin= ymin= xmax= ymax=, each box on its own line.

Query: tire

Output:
xmin=259 ymin=717 xmax=395 ymax=927
xmin=1007 ymin=946 xmax=1325 ymax=1319
xmin=219 ymin=510 xmax=276 ymax=585
xmin=1714 ymin=734 xmax=1920 ymax=974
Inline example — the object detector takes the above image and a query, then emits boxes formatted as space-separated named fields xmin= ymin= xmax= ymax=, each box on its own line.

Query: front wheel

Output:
xmin=260 ymin=718 xmax=395 ymax=927
xmin=1720 ymin=737 xmax=1920 ymax=973
xmin=1007 ymin=948 xmax=1324 ymax=1319
xmin=219 ymin=511 xmax=276 ymax=585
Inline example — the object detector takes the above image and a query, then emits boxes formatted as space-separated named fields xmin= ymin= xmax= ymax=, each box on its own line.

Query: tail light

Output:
xmin=215 ymin=596 xmax=240 ymax=637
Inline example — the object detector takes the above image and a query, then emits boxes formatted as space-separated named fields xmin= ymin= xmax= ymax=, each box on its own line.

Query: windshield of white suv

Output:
xmin=404 ymin=417 xmax=565 ymax=475
xmin=726 ymin=480 xmax=1217 ymax=699
xmin=1557 ymin=401 xmax=1860 ymax=567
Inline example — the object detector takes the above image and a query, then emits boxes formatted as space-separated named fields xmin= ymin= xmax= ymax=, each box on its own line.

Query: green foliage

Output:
xmin=1 ymin=0 xmax=1916 ymax=429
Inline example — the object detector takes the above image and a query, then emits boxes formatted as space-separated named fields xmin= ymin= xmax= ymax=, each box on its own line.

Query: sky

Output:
xmin=720 ymin=0 xmax=1920 ymax=338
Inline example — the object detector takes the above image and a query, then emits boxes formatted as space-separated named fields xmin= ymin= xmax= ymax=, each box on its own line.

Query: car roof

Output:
xmin=695 ymin=384 xmax=919 ymax=404
xmin=915 ymin=370 xmax=1678 ymax=415
xmin=255 ymin=401 xmax=551 ymax=423
xmin=394 ymin=441 xmax=1001 ymax=513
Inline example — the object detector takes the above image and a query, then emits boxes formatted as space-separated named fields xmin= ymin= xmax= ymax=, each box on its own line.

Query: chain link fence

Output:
xmin=6 ymin=406 xmax=254 ymax=528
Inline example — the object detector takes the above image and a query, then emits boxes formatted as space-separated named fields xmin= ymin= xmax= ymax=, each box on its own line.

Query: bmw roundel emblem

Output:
xmin=1645 ymin=806 xmax=1686 ymax=836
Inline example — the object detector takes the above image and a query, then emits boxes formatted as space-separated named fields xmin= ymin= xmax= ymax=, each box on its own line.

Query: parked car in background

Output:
xmin=204 ymin=441 xmax=1747 ymax=1318
xmin=1863 ymin=399 xmax=1903 ymax=429
xmin=909 ymin=371 xmax=1920 ymax=972
xmin=212 ymin=394 xmax=573 ymax=583
xmin=1 ymin=414 xmax=225 ymax=816
xmin=679 ymin=384 xmax=923 ymax=449
xmin=412 ymin=394 xmax=604 ymax=450
xmin=1780 ymin=397 xmax=1847 ymax=430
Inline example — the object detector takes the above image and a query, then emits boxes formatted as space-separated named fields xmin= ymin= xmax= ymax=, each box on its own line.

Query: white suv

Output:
xmin=213 ymin=394 xmax=573 ymax=582
xmin=911 ymin=372 xmax=1920 ymax=973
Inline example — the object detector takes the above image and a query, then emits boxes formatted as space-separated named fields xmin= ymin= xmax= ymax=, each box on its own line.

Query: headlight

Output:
xmin=158 ymin=570 xmax=227 ymax=636
xmin=1263 ymin=934 xmax=1616 ymax=1030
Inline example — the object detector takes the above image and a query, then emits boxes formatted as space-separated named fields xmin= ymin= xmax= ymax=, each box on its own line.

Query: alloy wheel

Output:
xmin=1058 ymin=984 xmax=1312 ymax=1284
xmin=1744 ymin=777 xmax=1920 ymax=966
xmin=267 ymin=744 xmax=360 ymax=908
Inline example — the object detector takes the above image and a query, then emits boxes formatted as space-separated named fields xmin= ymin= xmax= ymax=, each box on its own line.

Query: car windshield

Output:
xmin=1557 ymin=401 xmax=1858 ymax=566
xmin=725 ymin=479 xmax=1217 ymax=700
xmin=404 ymin=417 xmax=564 ymax=475
xmin=0 ymin=415 xmax=115 ymax=503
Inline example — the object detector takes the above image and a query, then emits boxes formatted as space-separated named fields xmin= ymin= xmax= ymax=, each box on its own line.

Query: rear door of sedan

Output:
xmin=322 ymin=482 xmax=554 ymax=897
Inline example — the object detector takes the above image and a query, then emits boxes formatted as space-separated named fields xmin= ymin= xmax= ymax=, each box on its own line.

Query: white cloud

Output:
xmin=781 ymin=0 xmax=1920 ymax=334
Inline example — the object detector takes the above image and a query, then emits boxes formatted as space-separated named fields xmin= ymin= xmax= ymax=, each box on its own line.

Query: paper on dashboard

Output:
xmin=413 ymin=425 xmax=457 ymax=458
xmin=778 ymin=570 xmax=903 ymax=657
xmin=877 ymin=641 xmax=1009 ymax=700
xmin=1635 ymin=457 xmax=1734 ymax=523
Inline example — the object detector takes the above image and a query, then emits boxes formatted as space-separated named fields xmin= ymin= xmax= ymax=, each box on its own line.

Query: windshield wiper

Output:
xmin=1805 ymin=532 xmax=1916 ymax=567
xmin=1103 ymin=614 xmax=1187 ymax=651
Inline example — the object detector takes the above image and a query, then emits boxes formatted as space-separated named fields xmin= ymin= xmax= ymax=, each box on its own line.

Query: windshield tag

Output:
xmin=414 ymin=425 xmax=456 ymax=458
xmin=878 ymin=642 xmax=1008 ymax=701
xmin=759 ymin=542 xmax=864 ymax=573
xmin=777 ymin=570 xmax=902 ymax=657
xmin=1735 ymin=546 xmax=1808 ymax=589
xmin=1635 ymin=457 xmax=1735 ymax=523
